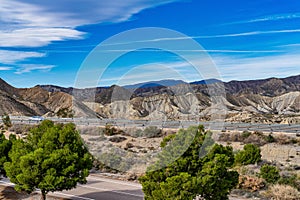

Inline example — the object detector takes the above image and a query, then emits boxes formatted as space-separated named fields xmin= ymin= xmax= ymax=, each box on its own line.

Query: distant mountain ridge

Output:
xmin=123 ymin=79 xmax=187 ymax=89
xmin=0 ymin=75 xmax=299 ymax=124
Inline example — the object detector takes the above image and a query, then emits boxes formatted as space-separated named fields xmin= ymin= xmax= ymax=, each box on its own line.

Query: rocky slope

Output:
xmin=0 ymin=79 xmax=96 ymax=117
xmin=0 ymin=75 xmax=299 ymax=123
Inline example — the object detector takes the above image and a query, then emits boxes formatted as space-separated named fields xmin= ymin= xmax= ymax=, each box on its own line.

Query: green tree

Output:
xmin=139 ymin=125 xmax=239 ymax=200
xmin=4 ymin=120 xmax=93 ymax=200
xmin=1 ymin=113 xmax=12 ymax=129
xmin=0 ymin=133 xmax=13 ymax=176
xmin=260 ymin=164 xmax=280 ymax=184
xmin=235 ymin=144 xmax=261 ymax=165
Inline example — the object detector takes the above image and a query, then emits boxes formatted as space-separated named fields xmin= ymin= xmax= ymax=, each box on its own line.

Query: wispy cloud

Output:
xmin=277 ymin=43 xmax=300 ymax=48
xmin=0 ymin=50 xmax=46 ymax=64
xmin=102 ymin=49 xmax=283 ymax=53
xmin=15 ymin=64 xmax=55 ymax=74
xmin=228 ymin=13 xmax=300 ymax=25
xmin=100 ymin=29 xmax=300 ymax=47
xmin=197 ymin=29 xmax=300 ymax=39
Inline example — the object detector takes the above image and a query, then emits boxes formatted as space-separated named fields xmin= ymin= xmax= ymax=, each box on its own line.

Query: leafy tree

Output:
xmin=139 ymin=125 xmax=239 ymax=200
xmin=0 ymin=133 xmax=14 ymax=176
xmin=260 ymin=164 xmax=280 ymax=184
xmin=4 ymin=120 xmax=93 ymax=200
xmin=1 ymin=113 xmax=12 ymax=129
xmin=235 ymin=144 xmax=261 ymax=165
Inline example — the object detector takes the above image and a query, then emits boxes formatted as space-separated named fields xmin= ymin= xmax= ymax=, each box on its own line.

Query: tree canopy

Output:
xmin=4 ymin=120 xmax=93 ymax=200
xmin=0 ymin=133 xmax=13 ymax=176
xmin=139 ymin=125 xmax=239 ymax=200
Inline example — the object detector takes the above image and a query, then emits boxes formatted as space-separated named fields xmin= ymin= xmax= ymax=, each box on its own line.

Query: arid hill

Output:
xmin=0 ymin=75 xmax=299 ymax=123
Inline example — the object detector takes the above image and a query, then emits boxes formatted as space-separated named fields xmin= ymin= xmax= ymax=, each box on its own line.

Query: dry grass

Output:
xmin=264 ymin=184 xmax=300 ymax=200
xmin=237 ymin=175 xmax=265 ymax=191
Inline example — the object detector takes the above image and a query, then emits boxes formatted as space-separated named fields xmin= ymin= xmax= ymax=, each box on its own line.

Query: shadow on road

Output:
xmin=77 ymin=189 xmax=144 ymax=200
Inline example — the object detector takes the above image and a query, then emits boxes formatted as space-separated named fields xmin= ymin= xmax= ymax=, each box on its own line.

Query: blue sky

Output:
xmin=0 ymin=0 xmax=300 ymax=88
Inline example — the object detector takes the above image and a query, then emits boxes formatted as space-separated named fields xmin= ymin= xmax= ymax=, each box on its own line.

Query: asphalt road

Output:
xmin=6 ymin=116 xmax=300 ymax=134
xmin=0 ymin=175 xmax=144 ymax=200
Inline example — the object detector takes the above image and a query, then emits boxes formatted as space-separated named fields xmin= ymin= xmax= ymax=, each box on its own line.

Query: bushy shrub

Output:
xmin=241 ymin=131 xmax=251 ymax=139
xmin=260 ymin=164 xmax=280 ymax=184
xmin=235 ymin=144 xmax=261 ymax=165
xmin=143 ymin=126 xmax=162 ymax=138
xmin=264 ymin=133 xmax=275 ymax=143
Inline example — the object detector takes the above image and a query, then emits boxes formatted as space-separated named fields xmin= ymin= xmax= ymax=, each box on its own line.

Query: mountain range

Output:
xmin=0 ymin=75 xmax=299 ymax=124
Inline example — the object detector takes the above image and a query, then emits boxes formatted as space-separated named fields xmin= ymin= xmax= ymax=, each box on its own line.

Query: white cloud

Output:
xmin=0 ymin=66 xmax=12 ymax=71
xmin=15 ymin=64 xmax=55 ymax=74
xmin=0 ymin=28 xmax=84 ymax=47
xmin=0 ymin=0 xmax=180 ymax=47
xmin=0 ymin=50 xmax=46 ymax=64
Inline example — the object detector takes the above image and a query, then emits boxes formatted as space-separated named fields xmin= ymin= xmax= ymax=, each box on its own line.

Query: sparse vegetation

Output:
xmin=218 ymin=130 xmax=299 ymax=146
xmin=104 ymin=124 xmax=123 ymax=136
xmin=265 ymin=133 xmax=275 ymax=143
xmin=109 ymin=136 xmax=127 ymax=143
xmin=241 ymin=130 xmax=251 ymax=139
xmin=265 ymin=184 xmax=300 ymax=200
xmin=278 ymin=174 xmax=300 ymax=191
xmin=56 ymin=108 xmax=74 ymax=118
xmin=1 ymin=113 xmax=12 ymax=129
